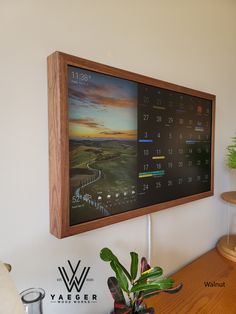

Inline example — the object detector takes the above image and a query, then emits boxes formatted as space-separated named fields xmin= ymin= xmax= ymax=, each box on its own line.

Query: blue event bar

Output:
xmin=186 ymin=140 xmax=198 ymax=144
xmin=138 ymin=139 xmax=153 ymax=143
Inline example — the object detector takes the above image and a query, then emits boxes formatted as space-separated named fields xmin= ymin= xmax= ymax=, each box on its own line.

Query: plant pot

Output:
xmin=110 ymin=305 xmax=155 ymax=314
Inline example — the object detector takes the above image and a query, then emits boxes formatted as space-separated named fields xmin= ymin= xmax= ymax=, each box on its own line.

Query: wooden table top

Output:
xmin=146 ymin=249 xmax=236 ymax=313
xmin=221 ymin=191 xmax=236 ymax=205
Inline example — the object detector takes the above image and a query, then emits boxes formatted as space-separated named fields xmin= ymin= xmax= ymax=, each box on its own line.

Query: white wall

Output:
xmin=1 ymin=1 xmax=236 ymax=313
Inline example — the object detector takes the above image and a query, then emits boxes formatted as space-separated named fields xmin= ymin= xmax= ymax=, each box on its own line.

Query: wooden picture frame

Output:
xmin=48 ymin=51 xmax=215 ymax=238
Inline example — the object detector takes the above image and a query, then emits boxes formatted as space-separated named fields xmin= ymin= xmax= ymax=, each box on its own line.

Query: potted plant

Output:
xmin=100 ymin=248 xmax=182 ymax=314
xmin=226 ymin=134 xmax=236 ymax=169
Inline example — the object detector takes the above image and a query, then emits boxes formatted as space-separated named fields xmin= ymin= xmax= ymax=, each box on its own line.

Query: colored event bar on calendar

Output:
xmin=138 ymin=139 xmax=153 ymax=143
xmin=139 ymin=170 xmax=165 ymax=178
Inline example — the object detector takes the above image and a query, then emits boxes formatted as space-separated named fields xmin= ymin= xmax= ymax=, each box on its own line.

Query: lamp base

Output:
xmin=217 ymin=235 xmax=236 ymax=262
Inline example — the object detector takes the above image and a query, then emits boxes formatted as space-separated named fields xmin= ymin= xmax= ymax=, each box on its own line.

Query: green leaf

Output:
xmin=100 ymin=247 xmax=117 ymax=262
xmin=131 ymin=278 xmax=174 ymax=293
xmin=141 ymin=288 xmax=162 ymax=299
xmin=110 ymin=260 xmax=129 ymax=293
xmin=136 ymin=267 xmax=163 ymax=284
xmin=226 ymin=135 xmax=236 ymax=169
xmin=118 ymin=261 xmax=132 ymax=282
xmin=130 ymin=252 xmax=138 ymax=281
xmin=100 ymin=247 xmax=131 ymax=281
xmin=142 ymin=282 xmax=183 ymax=299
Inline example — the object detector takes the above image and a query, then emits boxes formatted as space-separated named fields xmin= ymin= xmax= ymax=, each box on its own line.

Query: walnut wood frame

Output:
xmin=48 ymin=51 xmax=215 ymax=238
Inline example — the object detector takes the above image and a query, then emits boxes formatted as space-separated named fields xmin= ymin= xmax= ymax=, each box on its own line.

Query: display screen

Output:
xmin=68 ymin=66 xmax=212 ymax=226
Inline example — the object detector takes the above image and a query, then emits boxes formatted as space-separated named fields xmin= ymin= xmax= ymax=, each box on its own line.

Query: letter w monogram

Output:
xmin=58 ymin=260 xmax=90 ymax=292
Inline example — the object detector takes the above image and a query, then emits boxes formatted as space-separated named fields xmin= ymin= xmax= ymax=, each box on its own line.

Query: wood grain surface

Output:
xmin=217 ymin=235 xmax=236 ymax=263
xmin=221 ymin=191 xmax=236 ymax=205
xmin=146 ymin=249 xmax=236 ymax=313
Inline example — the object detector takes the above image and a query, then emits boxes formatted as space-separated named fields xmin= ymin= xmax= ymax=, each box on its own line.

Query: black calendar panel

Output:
xmin=137 ymin=84 xmax=212 ymax=207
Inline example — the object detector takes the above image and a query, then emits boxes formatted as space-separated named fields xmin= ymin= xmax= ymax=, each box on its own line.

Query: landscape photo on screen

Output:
xmin=68 ymin=66 xmax=138 ymax=225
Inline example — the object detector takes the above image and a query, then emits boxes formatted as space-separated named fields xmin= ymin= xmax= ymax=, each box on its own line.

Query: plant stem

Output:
xmin=127 ymin=291 xmax=132 ymax=306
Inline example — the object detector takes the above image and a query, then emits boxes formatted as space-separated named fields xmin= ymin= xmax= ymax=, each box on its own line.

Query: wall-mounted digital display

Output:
xmin=48 ymin=52 xmax=215 ymax=238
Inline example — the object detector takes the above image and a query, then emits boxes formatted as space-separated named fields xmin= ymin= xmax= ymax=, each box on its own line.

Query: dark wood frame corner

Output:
xmin=47 ymin=51 xmax=215 ymax=238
